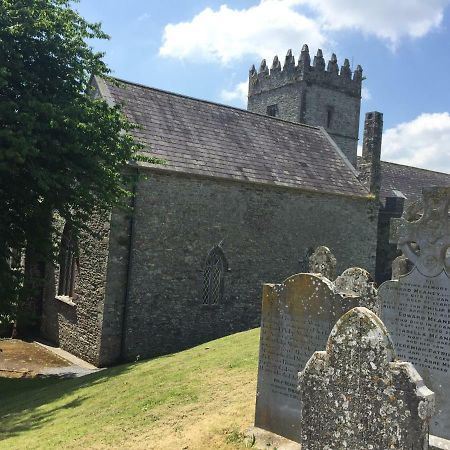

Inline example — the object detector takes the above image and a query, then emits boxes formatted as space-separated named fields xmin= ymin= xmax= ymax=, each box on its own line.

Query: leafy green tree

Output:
xmin=0 ymin=0 xmax=151 ymax=330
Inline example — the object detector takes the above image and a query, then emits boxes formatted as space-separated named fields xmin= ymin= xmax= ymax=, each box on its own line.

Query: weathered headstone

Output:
xmin=380 ymin=186 xmax=450 ymax=442
xmin=335 ymin=267 xmax=380 ymax=314
xmin=254 ymin=273 xmax=358 ymax=442
xmin=308 ymin=246 xmax=336 ymax=280
xmin=299 ymin=307 xmax=435 ymax=450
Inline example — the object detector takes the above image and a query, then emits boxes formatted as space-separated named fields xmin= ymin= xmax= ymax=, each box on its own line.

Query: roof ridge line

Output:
xmin=107 ymin=76 xmax=321 ymax=131
xmin=380 ymin=159 xmax=450 ymax=176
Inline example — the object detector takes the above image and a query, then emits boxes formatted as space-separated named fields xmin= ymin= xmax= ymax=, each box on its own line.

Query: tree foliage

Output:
xmin=0 ymin=0 xmax=149 ymax=325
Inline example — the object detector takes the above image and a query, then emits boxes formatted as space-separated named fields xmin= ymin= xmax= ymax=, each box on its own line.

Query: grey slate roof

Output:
xmin=380 ymin=160 xmax=450 ymax=206
xmin=101 ymin=77 xmax=369 ymax=198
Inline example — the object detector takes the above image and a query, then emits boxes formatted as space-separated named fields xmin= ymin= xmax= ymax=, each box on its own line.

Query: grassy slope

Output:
xmin=0 ymin=329 xmax=260 ymax=450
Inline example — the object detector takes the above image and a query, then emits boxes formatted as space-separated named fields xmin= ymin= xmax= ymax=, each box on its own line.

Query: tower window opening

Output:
xmin=267 ymin=104 xmax=278 ymax=117
xmin=326 ymin=107 xmax=334 ymax=128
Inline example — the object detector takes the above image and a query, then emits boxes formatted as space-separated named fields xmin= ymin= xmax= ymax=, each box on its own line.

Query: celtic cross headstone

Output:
xmin=380 ymin=186 xmax=450 ymax=443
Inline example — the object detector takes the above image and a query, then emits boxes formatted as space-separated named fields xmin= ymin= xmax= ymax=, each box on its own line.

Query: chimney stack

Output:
xmin=361 ymin=111 xmax=383 ymax=196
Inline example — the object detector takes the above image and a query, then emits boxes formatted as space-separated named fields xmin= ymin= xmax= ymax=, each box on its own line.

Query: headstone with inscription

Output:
xmin=380 ymin=186 xmax=450 ymax=443
xmin=299 ymin=307 xmax=435 ymax=450
xmin=308 ymin=246 xmax=337 ymax=280
xmin=254 ymin=273 xmax=358 ymax=442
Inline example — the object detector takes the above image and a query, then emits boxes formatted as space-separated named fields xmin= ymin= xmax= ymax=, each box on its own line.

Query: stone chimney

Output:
xmin=360 ymin=111 xmax=383 ymax=196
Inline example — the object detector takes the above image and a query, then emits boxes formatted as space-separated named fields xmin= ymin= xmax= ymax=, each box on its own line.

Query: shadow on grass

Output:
xmin=1 ymin=397 xmax=87 ymax=437
xmin=0 ymin=363 xmax=132 ymax=440
xmin=0 ymin=331 xmax=259 ymax=444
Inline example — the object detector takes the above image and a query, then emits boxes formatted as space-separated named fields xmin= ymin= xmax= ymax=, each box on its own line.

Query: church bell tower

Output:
xmin=247 ymin=44 xmax=363 ymax=167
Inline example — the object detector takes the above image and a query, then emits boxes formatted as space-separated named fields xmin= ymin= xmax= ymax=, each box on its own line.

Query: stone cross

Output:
xmin=308 ymin=246 xmax=336 ymax=280
xmin=390 ymin=187 xmax=450 ymax=277
xmin=299 ymin=307 xmax=435 ymax=450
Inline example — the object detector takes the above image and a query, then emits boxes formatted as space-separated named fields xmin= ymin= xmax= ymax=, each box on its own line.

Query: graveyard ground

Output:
xmin=0 ymin=329 xmax=259 ymax=449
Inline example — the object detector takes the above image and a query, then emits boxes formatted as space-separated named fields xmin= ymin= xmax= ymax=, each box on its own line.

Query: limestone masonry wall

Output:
xmin=97 ymin=202 xmax=132 ymax=366
xmin=41 ymin=212 xmax=111 ymax=365
xmin=41 ymin=170 xmax=378 ymax=365
xmin=116 ymin=170 xmax=378 ymax=362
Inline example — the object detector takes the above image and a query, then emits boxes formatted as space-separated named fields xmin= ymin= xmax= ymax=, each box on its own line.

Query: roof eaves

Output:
xmin=129 ymin=160 xmax=371 ymax=200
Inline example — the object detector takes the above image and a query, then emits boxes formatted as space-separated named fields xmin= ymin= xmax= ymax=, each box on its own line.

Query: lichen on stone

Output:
xmin=298 ymin=307 xmax=435 ymax=450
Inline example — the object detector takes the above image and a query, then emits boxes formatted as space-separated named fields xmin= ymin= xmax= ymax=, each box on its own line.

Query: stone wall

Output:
xmin=40 ymin=211 xmax=111 ymax=365
xmin=41 ymin=169 xmax=378 ymax=366
xmin=117 ymin=170 xmax=378 ymax=362
xmin=304 ymin=84 xmax=361 ymax=165
xmin=97 ymin=202 xmax=132 ymax=366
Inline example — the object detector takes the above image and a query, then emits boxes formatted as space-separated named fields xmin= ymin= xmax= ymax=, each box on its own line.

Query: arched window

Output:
xmin=202 ymin=245 xmax=228 ymax=305
xmin=58 ymin=224 xmax=78 ymax=298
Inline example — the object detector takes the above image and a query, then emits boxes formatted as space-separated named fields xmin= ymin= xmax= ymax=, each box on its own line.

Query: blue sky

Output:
xmin=76 ymin=0 xmax=450 ymax=172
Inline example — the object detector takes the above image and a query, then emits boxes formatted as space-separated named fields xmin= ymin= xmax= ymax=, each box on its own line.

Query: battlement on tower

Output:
xmin=248 ymin=44 xmax=363 ymax=98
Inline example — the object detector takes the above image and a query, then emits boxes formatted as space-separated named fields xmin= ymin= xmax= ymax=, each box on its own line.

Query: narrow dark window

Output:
xmin=202 ymin=245 xmax=227 ymax=305
xmin=58 ymin=224 xmax=78 ymax=298
xmin=326 ymin=106 xmax=334 ymax=128
xmin=7 ymin=248 xmax=21 ymax=270
xmin=267 ymin=104 xmax=278 ymax=117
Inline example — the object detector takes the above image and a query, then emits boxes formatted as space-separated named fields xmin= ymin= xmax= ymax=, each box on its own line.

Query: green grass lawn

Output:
xmin=0 ymin=329 xmax=260 ymax=450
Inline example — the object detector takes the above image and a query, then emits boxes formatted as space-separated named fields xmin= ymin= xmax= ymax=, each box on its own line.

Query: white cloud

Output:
xmin=159 ymin=0 xmax=449 ymax=64
xmin=361 ymin=87 xmax=371 ymax=101
xmin=382 ymin=113 xmax=450 ymax=172
xmin=137 ymin=12 xmax=151 ymax=22
xmin=220 ymin=81 xmax=248 ymax=105
xmin=159 ymin=1 xmax=326 ymax=64
xmin=304 ymin=0 xmax=449 ymax=45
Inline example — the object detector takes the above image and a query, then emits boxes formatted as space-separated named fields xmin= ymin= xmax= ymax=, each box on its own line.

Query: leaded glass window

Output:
xmin=202 ymin=245 xmax=227 ymax=305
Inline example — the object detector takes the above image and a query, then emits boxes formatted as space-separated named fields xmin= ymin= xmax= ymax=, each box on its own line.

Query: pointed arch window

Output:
xmin=202 ymin=245 xmax=228 ymax=305
xmin=57 ymin=224 xmax=78 ymax=298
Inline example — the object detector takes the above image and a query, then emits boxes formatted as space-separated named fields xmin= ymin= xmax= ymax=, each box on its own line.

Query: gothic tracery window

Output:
xmin=202 ymin=245 xmax=227 ymax=305
xmin=57 ymin=224 xmax=78 ymax=298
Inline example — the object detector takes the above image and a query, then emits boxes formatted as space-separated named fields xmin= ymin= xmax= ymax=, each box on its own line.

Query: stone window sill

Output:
xmin=55 ymin=295 xmax=76 ymax=307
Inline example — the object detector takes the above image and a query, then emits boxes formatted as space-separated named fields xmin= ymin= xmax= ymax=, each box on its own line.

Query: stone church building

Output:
xmin=40 ymin=45 xmax=450 ymax=366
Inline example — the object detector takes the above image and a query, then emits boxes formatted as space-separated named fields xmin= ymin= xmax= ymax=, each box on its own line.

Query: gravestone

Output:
xmin=380 ymin=187 xmax=450 ymax=443
xmin=308 ymin=246 xmax=336 ymax=280
xmin=299 ymin=307 xmax=435 ymax=450
xmin=335 ymin=267 xmax=380 ymax=314
xmin=254 ymin=273 xmax=358 ymax=442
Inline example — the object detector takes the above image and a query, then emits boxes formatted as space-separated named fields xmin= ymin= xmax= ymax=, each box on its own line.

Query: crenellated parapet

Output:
xmin=248 ymin=44 xmax=363 ymax=97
